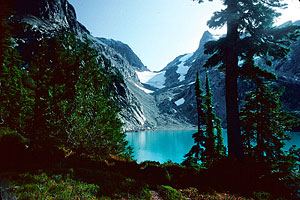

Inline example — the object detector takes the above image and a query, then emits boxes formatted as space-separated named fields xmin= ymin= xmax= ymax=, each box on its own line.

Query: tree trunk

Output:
xmin=224 ymin=0 xmax=244 ymax=161
xmin=256 ymin=87 xmax=264 ymax=161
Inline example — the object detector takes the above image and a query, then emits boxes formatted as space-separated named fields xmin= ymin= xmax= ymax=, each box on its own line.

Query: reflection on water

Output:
xmin=126 ymin=130 xmax=299 ymax=164
xmin=126 ymin=129 xmax=227 ymax=163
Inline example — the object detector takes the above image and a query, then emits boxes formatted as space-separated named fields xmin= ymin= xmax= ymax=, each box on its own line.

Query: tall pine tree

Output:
xmin=15 ymin=31 xmax=131 ymax=157
xmin=194 ymin=0 xmax=300 ymax=161
xmin=0 ymin=5 xmax=31 ymax=135
xmin=240 ymin=78 xmax=297 ymax=163
xmin=64 ymin=37 xmax=131 ymax=156
xmin=203 ymin=72 xmax=226 ymax=166
xmin=184 ymin=72 xmax=207 ymax=164
xmin=184 ymin=72 xmax=226 ymax=167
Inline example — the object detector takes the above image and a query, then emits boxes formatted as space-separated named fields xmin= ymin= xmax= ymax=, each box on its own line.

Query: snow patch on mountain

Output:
xmin=134 ymin=83 xmax=154 ymax=94
xmin=136 ymin=71 xmax=159 ymax=83
xmin=147 ymin=71 xmax=166 ymax=89
xmin=175 ymin=98 xmax=185 ymax=106
xmin=137 ymin=70 xmax=166 ymax=89
xmin=176 ymin=53 xmax=193 ymax=82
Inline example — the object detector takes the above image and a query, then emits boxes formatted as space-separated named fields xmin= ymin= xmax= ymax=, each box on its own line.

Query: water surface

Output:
xmin=126 ymin=129 xmax=227 ymax=163
xmin=126 ymin=130 xmax=300 ymax=164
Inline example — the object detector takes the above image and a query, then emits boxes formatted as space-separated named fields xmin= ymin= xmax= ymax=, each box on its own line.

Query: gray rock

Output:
xmin=97 ymin=38 xmax=148 ymax=72
xmin=8 ymin=0 xmax=300 ymax=131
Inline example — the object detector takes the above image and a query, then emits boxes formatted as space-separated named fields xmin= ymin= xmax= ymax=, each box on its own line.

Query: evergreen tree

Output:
xmin=18 ymin=31 xmax=131 ymax=157
xmin=215 ymin=117 xmax=226 ymax=158
xmin=203 ymin=72 xmax=226 ymax=166
xmin=65 ymin=38 xmax=131 ymax=156
xmin=25 ymin=34 xmax=77 ymax=147
xmin=183 ymin=72 xmax=206 ymax=164
xmin=204 ymin=72 xmax=215 ymax=161
xmin=184 ymin=72 xmax=226 ymax=167
xmin=0 ymin=7 xmax=31 ymax=135
xmin=240 ymin=78 xmax=297 ymax=163
xmin=194 ymin=0 xmax=300 ymax=161
xmin=0 ymin=3 xmax=131 ymax=159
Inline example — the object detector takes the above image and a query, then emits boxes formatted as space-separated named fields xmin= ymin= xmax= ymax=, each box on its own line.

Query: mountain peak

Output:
xmin=194 ymin=31 xmax=214 ymax=54
xmin=97 ymin=37 xmax=148 ymax=72
xmin=11 ymin=0 xmax=89 ymax=35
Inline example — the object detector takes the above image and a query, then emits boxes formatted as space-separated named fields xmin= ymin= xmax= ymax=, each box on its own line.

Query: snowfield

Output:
xmin=136 ymin=71 xmax=166 ymax=89
xmin=136 ymin=71 xmax=159 ymax=83
xmin=175 ymin=98 xmax=185 ymax=106
xmin=176 ymin=53 xmax=193 ymax=82
xmin=134 ymin=83 xmax=154 ymax=94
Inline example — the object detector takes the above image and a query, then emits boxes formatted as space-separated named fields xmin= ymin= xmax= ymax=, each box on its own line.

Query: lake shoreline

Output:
xmin=126 ymin=129 xmax=205 ymax=163
xmin=126 ymin=125 xmax=197 ymax=133
xmin=127 ymin=130 xmax=300 ymax=164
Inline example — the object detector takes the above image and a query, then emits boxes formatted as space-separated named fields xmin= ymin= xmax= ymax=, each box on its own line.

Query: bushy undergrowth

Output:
xmin=157 ymin=185 xmax=186 ymax=200
xmin=74 ymin=168 xmax=151 ymax=199
xmin=4 ymin=171 xmax=99 ymax=200
xmin=3 ymin=166 xmax=152 ymax=200
xmin=2 ymin=156 xmax=299 ymax=200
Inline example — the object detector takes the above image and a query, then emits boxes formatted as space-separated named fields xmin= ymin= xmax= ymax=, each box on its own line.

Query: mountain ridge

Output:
xmin=96 ymin=37 xmax=149 ymax=72
xmin=7 ymin=0 xmax=300 ymax=131
xmin=8 ymin=0 xmax=195 ymax=131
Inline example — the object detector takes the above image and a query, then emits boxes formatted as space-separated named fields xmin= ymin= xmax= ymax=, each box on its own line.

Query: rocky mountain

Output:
xmin=140 ymin=25 xmax=300 ymax=126
xmin=136 ymin=31 xmax=227 ymax=125
xmin=8 ymin=0 xmax=193 ymax=131
xmin=11 ymin=0 xmax=89 ymax=35
xmin=97 ymin=38 xmax=148 ymax=72
xmin=7 ymin=0 xmax=300 ymax=131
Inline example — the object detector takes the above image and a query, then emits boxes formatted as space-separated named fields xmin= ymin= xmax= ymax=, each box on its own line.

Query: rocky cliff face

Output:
xmin=11 ymin=0 xmax=89 ymax=35
xmin=97 ymin=38 xmax=148 ymax=72
xmin=139 ymin=31 xmax=226 ymax=125
xmin=8 ymin=0 xmax=165 ymax=131
xmin=145 ymin=25 xmax=300 ymax=126
xmin=8 ymin=0 xmax=300 ymax=130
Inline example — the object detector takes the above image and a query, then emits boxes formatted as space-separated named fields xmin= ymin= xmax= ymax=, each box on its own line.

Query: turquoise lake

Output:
xmin=126 ymin=130 xmax=300 ymax=164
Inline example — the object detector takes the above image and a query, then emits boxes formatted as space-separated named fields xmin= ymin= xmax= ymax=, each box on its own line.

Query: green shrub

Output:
xmin=0 ymin=127 xmax=28 ymax=143
xmin=140 ymin=160 xmax=161 ymax=168
xmin=253 ymin=191 xmax=272 ymax=200
xmin=143 ymin=165 xmax=171 ymax=185
xmin=74 ymin=168 xmax=151 ymax=199
xmin=137 ymin=187 xmax=152 ymax=200
xmin=5 ymin=172 xmax=99 ymax=200
xmin=157 ymin=185 xmax=186 ymax=200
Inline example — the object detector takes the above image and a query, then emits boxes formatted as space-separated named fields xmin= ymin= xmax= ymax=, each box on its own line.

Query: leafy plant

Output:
xmin=5 ymin=172 xmax=99 ymax=200
xmin=157 ymin=185 xmax=186 ymax=200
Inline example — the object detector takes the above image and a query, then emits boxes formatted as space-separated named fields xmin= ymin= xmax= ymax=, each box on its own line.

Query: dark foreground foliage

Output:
xmin=1 ymin=9 xmax=131 ymax=160
xmin=1 ymin=141 xmax=299 ymax=200
xmin=1 ymin=2 xmax=300 ymax=199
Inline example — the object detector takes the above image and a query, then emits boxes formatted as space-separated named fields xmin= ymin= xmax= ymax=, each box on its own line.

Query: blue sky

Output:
xmin=68 ymin=0 xmax=300 ymax=71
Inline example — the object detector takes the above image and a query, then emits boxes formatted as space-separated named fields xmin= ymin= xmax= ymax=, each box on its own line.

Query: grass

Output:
xmin=157 ymin=185 xmax=186 ymax=200
xmin=3 ymin=171 xmax=99 ymax=200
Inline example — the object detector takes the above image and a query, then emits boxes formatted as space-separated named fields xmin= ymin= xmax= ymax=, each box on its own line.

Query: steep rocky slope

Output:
xmin=138 ymin=31 xmax=226 ymax=125
xmin=7 ymin=0 xmax=168 ymax=131
xmin=7 ymin=0 xmax=300 ymax=130
xmin=11 ymin=0 xmax=89 ymax=35
xmin=97 ymin=38 xmax=148 ymax=72
xmin=144 ymin=26 xmax=300 ymax=126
